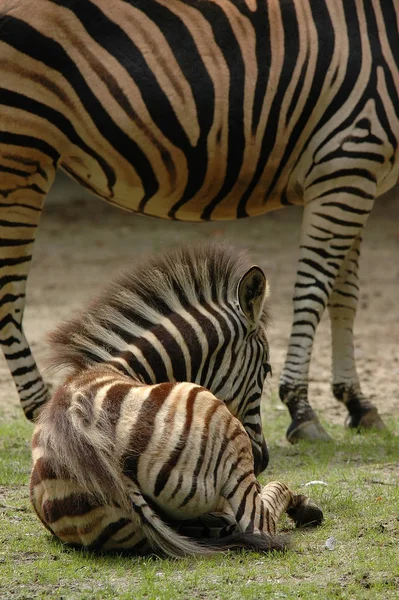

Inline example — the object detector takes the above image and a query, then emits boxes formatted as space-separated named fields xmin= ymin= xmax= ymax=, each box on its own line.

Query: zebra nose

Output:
xmin=253 ymin=438 xmax=269 ymax=476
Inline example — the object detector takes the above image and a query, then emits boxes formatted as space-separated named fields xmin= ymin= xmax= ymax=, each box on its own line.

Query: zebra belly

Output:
xmin=5 ymin=0 xmax=399 ymax=221
xmin=137 ymin=474 xmax=228 ymax=522
xmin=60 ymin=153 xmax=289 ymax=222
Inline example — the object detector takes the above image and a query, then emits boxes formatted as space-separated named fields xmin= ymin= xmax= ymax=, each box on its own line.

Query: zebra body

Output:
xmin=1 ymin=0 xmax=398 ymax=439
xmin=31 ymin=367 xmax=322 ymax=555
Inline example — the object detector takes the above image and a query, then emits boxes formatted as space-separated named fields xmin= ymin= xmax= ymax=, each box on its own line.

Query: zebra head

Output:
xmin=47 ymin=245 xmax=272 ymax=476
xmin=207 ymin=264 xmax=271 ymax=476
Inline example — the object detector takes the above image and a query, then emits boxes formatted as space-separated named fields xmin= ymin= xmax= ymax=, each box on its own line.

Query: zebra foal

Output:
xmin=30 ymin=245 xmax=322 ymax=555
xmin=1 ymin=0 xmax=398 ymax=441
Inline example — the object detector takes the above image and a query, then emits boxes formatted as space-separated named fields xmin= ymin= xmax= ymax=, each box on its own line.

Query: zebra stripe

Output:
xmin=1 ymin=0 xmax=398 ymax=440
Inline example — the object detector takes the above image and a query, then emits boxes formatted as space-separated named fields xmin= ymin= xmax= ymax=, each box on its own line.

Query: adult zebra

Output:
xmin=0 ymin=0 xmax=397 ymax=441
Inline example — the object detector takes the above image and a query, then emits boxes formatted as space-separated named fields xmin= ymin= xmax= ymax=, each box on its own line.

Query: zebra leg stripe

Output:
xmin=0 ymin=160 xmax=56 ymax=420
xmin=261 ymin=482 xmax=323 ymax=531
xmin=224 ymin=477 xmax=323 ymax=537
xmin=259 ymin=482 xmax=296 ymax=535
xmin=329 ymin=235 xmax=385 ymax=430
xmin=280 ymin=183 xmax=380 ymax=442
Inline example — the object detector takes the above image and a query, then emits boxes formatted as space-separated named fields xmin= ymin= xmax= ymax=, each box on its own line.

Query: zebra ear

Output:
xmin=237 ymin=266 xmax=268 ymax=325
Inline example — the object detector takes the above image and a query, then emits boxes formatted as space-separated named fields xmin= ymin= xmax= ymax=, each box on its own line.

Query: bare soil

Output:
xmin=1 ymin=173 xmax=398 ymax=432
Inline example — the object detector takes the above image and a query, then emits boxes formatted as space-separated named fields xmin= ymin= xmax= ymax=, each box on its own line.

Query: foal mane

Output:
xmin=47 ymin=243 xmax=268 ymax=373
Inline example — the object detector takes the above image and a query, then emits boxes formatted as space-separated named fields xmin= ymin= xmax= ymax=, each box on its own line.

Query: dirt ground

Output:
xmin=1 ymin=172 xmax=398 ymax=432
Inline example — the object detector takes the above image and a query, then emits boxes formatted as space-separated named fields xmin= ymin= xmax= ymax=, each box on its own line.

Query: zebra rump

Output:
xmin=31 ymin=370 xmax=288 ymax=556
xmin=31 ymin=367 xmax=319 ymax=556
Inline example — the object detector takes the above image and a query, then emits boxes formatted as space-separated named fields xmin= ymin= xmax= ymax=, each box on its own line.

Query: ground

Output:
xmin=0 ymin=172 xmax=398 ymax=435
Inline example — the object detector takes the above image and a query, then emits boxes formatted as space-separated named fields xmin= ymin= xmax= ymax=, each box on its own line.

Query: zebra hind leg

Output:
xmin=328 ymin=235 xmax=385 ymax=430
xmin=285 ymin=493 xmax=324 ymax=528
xmin=171 ymin=511 xmax=239 ymax=540
xmin=279 ymin=184 xmax=377 ymax=443
xmin=0 ymin=155 xmax=56 ymax=420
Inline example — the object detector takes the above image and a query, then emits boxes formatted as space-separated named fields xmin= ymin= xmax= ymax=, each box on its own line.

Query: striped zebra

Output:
xmin=1 ymin=1 xmax=397 ymax=442
xmin=30 ymin=247 xmax=323 ymax=554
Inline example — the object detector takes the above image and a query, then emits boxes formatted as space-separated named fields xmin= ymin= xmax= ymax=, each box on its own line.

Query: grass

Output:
xmin=0 ymin=398 xmax=398 ymax=600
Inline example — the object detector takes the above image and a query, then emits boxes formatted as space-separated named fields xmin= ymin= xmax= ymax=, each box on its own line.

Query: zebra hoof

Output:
xmin=286 ymin=419 xmax=332 ymax=444
xmin=287 ymin=496 xmax=324 ymax=528
xmin=346 ymin=407 xmax=386 ymax=431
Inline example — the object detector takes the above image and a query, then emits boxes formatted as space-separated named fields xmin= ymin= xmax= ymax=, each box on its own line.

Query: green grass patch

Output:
xmin=0 ymin=401 xmax=398 ymax=600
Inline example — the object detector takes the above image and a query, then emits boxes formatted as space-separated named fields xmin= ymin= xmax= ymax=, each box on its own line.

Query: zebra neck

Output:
xmin=103 ymin=320 xmax=228 ymax=392
xmin=106 ymin=343 xmax=205 ymax=388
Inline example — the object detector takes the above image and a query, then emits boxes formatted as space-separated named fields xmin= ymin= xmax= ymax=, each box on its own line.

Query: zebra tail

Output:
xmin=197 ymin=532 xmax=290 ymax=553
xmin=123 ymin=478 xmax=289 ymax=557
xmin=36 ymin=386 xmax=130 ymax=510
xmin=124 ymin=482 xmax=214 ymax=557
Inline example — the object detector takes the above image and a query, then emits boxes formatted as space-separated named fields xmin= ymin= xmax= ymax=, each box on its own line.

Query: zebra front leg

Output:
xmin=260 ymin=482 xmax=323 ymax=532
xmin=224 ymin=478 xmax=323 ymax=537
xmin=329 ymin=235 xmax=385 ymax=430
xmin=280 ymin=186 xmax=376 ymax=442
xmin=0 ymin=158 xmax=56 ymax=420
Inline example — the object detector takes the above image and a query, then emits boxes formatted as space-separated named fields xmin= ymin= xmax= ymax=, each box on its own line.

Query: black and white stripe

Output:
xmin=29 ymin=244 xmax=325 ymax=555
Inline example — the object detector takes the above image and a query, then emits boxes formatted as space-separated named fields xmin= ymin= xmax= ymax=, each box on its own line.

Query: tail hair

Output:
xmin=123 ymin=477 xmax=289 ymax=557
xmin=37 ymin=385 xmax=129 ymax=509
xmin=143 ymin=519 xmax=290 ymax=557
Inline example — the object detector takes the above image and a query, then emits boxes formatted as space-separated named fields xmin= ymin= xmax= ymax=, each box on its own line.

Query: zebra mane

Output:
xmin=47 ymin=243 xmax=269 ymax=374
